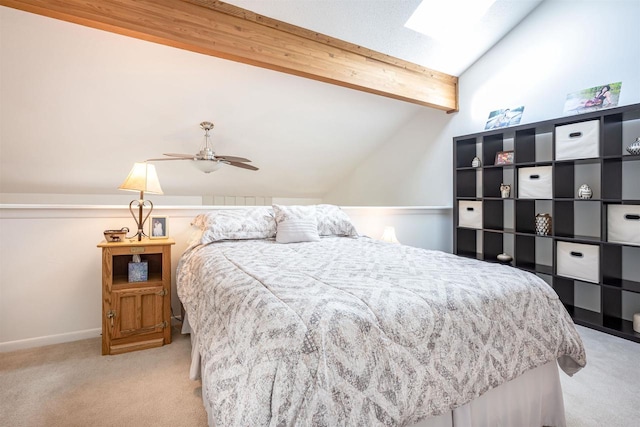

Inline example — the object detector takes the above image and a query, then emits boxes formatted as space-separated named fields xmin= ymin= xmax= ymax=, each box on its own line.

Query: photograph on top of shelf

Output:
xmin=562 ymin=82 xmax=622 ymax=115
xmin=484 ymin=106 xmax=525 ymax=130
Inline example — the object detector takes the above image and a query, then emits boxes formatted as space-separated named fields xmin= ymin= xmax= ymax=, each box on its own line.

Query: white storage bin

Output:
xmin=557 ymin=241 xmax=600 ymax=283
xmin=555 ymin=120 xmax=600 ymax=160
xmin=608 ymin=205 xmax=640 ymax=246
xmin=518 ymin=166 xmax=553 ymax=199
xmin=458 ymin=201 xmax=482 ymax=229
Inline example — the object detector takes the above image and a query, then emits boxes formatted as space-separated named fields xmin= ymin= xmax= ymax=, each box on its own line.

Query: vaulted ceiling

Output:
xmin=0 ymin=1 xmax=542 ymax=202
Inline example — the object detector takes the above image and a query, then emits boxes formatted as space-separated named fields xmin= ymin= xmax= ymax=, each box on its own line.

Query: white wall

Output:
xmin=454 ymin=0 xmax=640 ymax=134
xmin=323 ymin=108 xmax=453 ymax=207
xmin=0 ymin=205 xmax=451 ymax=351
xmin=326 ymin=0 xmax=640 ymax=211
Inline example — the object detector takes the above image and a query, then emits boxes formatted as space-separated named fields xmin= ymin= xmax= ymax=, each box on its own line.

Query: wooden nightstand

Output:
xmin=97 ymin=238 xmax=175 ymax=355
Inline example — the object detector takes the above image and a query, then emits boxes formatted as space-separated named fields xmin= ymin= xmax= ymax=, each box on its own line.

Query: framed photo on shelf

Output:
xmin=149 ymin=215 xmax=168 ymax=239
xmin=495 ymin=150 xmax=514 ymax=165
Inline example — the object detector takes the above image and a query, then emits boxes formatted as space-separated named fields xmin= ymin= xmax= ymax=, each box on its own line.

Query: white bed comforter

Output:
xmin=177 ymin=237 xmax=585 ymax=426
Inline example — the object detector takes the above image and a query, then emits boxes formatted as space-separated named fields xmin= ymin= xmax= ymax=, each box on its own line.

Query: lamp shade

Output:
xmin=381 ymin=226 xmax=400 ymax=244
xmin=119 ymin=163 xmax=163 ymax=194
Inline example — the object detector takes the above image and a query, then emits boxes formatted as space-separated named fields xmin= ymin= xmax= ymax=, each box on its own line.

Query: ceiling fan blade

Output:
xmin=228 ymin=161 xmax=259 ymax=171
xmin=146 ymin=157 xmax=193 ymax=161
xmin=216 ymin=155 xmax=252 ymax=163
xmin=164 ymin=153 xmax=196 ymax=158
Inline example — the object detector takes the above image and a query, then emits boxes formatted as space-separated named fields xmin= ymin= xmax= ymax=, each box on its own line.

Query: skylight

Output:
xmin=405 ymin=0 xmax=497 ymax=40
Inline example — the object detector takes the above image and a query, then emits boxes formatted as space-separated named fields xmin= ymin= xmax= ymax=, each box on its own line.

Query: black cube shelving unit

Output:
xmin=453 ymin=103 xmax=640 ymax=343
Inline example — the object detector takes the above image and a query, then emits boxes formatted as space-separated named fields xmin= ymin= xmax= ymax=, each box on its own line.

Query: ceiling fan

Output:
xmin=148 ymin=121 xmax=258 ymax=173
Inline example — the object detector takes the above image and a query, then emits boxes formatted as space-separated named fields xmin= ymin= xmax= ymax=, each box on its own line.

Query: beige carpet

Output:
xmin=560 ymin=325 xmax=640 ymax=427
xmin=2 ymin=325 xmax=638 ymax=426
xmin=0 ymin=326 xmax=207 ymax=427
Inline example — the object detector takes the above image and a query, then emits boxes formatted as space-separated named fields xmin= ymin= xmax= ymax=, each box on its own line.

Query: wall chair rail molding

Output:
xmin=0 ymin=0 xmax=458 ymax=111
xmin=453 ymin=103 xmax=640 ymax=343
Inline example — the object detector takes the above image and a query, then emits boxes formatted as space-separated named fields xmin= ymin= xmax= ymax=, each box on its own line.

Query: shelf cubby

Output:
xmin=482 ymin=168 xmax=505 ymax=198
xmin=574 ymin=280 xmax=601 ymax=313
xmin=603 ymin=113 xmax=623 ymax=157
xmin=602 ymin=158 xmax=623 ymax=200
xmin=483 ymin=231 xmax=503 ymax=261
xmin=622 ymin=290 xmax=640 ymax=322
xmin=456 ymin=169 xmax=477 ymax=198
xmin=553 ymin=200 xmax=600 ymax=239
xmin=553 ymin=277 xmax=575 ymax=306
xmin=514 ymin=128 xmax=536 ymax=163
xmin=515 ymin=200 xmax=536 ymax=234
xmin=514 ymin=235 xmax=553 ymax=274
xmin=455 ymin=137 xmax=478 ymax=168
xmin=602 ymin=286 xmax=621 ymax=322
xmin=602 ymin=244 xmax=640 ymax=293
xmin=622 ymin=159 xmax=640 ymax=200
xmin=482 ymin=134 xmax=504 ymax=166
xmin=554 ymin=161 xmax=601 ymax=199
xmin=456 ymin=228 xmax=478 ymax=258
xmin=483 ymin=200 xmax=504 ymax=230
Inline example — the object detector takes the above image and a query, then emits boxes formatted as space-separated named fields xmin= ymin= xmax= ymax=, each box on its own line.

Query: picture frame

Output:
xmin=495 ymin=150 xmax=514 ymax=165
xmin=149 ymin=215 xmax=168 ymax=239
xmin=562 ymin=82 xmax=622 ymax=115
xmin=484 ymin=106 xmax=525 ymax=130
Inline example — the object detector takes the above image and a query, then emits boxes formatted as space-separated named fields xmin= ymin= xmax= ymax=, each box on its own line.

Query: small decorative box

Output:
xmin=556 ymin=241 xmax=600 ymax=284
xmin=555 ymin=119 xmax=600 ymax=160
xmin=607 ymin=204 xmax=640 ymax=246
xmin=128 ymin=261 xmax=148 ymax=282
xmin=518 ymin=166 xmax=553 ymax=199
xmin=458 ymin=200 xmax=483 ymax=229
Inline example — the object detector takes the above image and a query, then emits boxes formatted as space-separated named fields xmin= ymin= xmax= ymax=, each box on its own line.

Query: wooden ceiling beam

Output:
xmin=0 ymin=0 xmax=458 ymax=112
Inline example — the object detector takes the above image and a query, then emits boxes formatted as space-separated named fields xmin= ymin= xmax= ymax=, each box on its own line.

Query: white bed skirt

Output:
xmin=182 ymin=315 xmax=566 ymax=427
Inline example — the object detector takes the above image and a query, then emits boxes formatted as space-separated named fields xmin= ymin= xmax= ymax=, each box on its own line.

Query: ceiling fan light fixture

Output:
xmin=193 ymin=160 xmax=227 ymax=174
xmin=148 ymin=121 xmax=257 ymax=172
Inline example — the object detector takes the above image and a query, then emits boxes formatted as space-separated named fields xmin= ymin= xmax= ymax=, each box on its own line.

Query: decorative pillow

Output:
xmin=193 ymin=207 xmax=276 ymax=244
xmin=273 ymin=205 xmax=320 ymax=243
xmin=316 ymin=204 xmax=358 ymax=237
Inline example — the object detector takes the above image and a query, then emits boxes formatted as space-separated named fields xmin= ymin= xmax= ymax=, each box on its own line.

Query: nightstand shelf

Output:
xmin=453 ymin=103 xmax=640 ymax=343
xmin=98 ymin=238 xmax=175 ymax=355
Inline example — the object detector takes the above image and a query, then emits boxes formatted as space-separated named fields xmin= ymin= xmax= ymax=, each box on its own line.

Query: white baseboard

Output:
xmin=0 ymin=328 xmax=101 ymax=352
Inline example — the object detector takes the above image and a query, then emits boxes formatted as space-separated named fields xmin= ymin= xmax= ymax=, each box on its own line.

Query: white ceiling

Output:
xmin=223 ymin=0 xmax=544 ymax=76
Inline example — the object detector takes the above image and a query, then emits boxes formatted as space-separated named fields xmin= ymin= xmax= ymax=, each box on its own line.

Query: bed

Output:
xmin=177 ymin=205 xmax=586 ymax=427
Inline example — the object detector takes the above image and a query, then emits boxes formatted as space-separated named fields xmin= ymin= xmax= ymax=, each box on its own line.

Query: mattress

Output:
xmin=177 ymin=237 xmax=585 ymax=426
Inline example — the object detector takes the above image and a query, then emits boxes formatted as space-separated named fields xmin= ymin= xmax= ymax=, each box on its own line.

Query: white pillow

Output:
xmin=273 ymin=205 xmax=320 ymax=243
xmin=192 ymin=207 xmax=276 ymax=244
xmin=316 ymin=204 xmax=358 ymax=237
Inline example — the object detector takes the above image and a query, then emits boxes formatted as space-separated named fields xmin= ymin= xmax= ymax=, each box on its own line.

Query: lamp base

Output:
xmin=127 ymin=198 xmax=153 ymax=241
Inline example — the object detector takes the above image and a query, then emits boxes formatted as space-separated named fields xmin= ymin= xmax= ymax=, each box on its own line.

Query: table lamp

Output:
xmin=118 ymin=162 xmax=163 ymax=241
xmin=381 ymin=226 xmax=400 ymax=244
